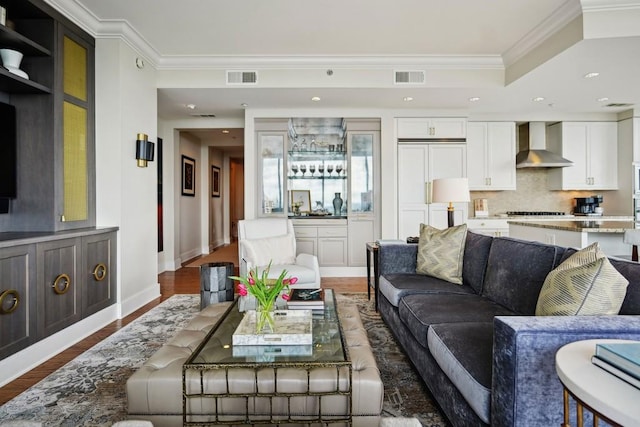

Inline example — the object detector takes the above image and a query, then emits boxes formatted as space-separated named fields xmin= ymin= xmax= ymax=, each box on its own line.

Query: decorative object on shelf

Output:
xmin=291 ymin=189 xmax=311 ymax=214
xmin=0 ymin=48 xmax=28 ymax=80
xmin=230 ymin=262 xmax=297 ymax=334
xmin=181 ymin=155 xmax=196 ymax=196
xmin=135 ymin=133 xmax=154 ymax=167
xmin=333 ymin=192 xmax=343 ymax=216
xmin=431 ymin=177 xmax=470 ymax=227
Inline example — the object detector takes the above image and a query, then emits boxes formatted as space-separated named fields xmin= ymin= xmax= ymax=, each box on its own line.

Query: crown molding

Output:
xmin=581 ymin=0 xmax=640 ymax=11
xmin=502 ymin=0 xmax=583 ymax=67
xmin=153 ymin=54 xmax=504 ymax=71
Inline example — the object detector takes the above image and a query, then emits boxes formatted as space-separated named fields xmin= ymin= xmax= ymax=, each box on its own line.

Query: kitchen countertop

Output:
xmin=508 ymin=220 xmax=637 ymax=233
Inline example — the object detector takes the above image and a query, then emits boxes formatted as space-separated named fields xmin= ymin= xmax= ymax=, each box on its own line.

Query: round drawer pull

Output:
xmin=92 ymin=263 xmax=107 ymax=281
xmin=0 ymin=289 xmax=20 ymax=315
xmin=52 ymin=274 xmax=71 ymax=295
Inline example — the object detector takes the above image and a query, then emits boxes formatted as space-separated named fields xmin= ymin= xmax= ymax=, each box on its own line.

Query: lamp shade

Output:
xmin=431 ymin=177 xmax=470 ymax=204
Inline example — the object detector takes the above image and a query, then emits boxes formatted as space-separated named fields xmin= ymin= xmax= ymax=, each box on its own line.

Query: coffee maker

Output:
xmin=574 ymin=195 xmax=603 ymax=216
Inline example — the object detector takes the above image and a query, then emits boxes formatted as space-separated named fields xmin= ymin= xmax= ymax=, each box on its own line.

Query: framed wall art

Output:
xmin=211 ymin=165 xmax=220 ymax=197
xmin=290 ymin=189 xmax=311 ymax=214
xmin=181 ymin=155 xmax=196 ymax=196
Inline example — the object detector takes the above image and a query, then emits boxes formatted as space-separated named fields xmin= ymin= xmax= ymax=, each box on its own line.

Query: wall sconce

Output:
xmin=135 ymin=133 xmax=155 ymax=168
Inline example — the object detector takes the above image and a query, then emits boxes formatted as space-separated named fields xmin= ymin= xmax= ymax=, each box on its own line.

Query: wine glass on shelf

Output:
xmin=318 ymin=164 xmax=325 ymax=177
xmin=291 ymin=164 xmax=299 ymax=177
xmin=300 ymin=164 xmax=307 ymax=177
xmin=335 ymin=163 xmax=343 ymax=176
xmin=309 ymin=164 xmax=316 ymax=177
xmin=327 ymin=164 xmax=334 ymax=177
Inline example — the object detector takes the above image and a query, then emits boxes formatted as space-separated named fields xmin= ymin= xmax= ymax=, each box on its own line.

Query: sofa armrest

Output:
xmin=492 ymin=315 xmax=640 ymax=427
xmin=378 ymin=243 xmax=418 ymax=276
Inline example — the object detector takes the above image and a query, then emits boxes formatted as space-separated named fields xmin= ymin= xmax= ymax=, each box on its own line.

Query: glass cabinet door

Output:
xmin=258 ymin=132 xmax=286 ymax=216
xmin=349 ymin=133 xmax=375 ymax=215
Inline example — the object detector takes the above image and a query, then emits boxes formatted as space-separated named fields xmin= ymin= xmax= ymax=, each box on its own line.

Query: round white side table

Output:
xmin=556 ymin=339 xmax=640 ymax=427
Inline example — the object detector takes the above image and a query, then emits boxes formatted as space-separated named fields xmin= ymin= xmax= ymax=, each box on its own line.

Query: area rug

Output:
xmin=0 ymin=294 xmax=447 ymax=426
xmin=186 ymin=242 xmax=238 ymax=268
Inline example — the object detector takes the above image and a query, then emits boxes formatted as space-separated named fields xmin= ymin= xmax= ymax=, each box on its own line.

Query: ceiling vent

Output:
xmin=226 ymin=70 xmax=258 ymax=85
xmin=605 ymin=103 xmax=633 ymax=108
xmin=192 ymin=114 xmax=216 ymax=118
xmin=394 ymin=70 xmax=425 ymax=85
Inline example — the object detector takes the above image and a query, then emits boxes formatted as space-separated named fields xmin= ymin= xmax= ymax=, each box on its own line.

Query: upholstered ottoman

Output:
xmin=126 ymin=299 xmax=383 ymax=426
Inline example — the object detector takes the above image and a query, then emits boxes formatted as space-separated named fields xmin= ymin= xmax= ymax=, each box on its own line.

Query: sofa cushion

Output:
xmin=463 ymin=231 xmax=494 ymax=294
xmin=379 ymin=273 xmax=477 ymax=307
xmin=427 ymin=322 xmax=494 ymax=424
xmin=482 ymin=237 xmax=563 ymax=315
xmin=609 ymin=257 xmax=640 ymax=315
xmin=398 ymin=294 xmax=514 ymax=348
xmin=417 ymin=223 xmax=468 ymax=285
xmin=536 ymin=243 xmax=628 ymax=316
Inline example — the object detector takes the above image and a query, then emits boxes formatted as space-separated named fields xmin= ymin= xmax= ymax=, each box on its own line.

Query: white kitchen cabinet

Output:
xmin=548 ymin=122 xmax=618 ymax=190
xmin=466 ymin=218 xmax=509 ymax=237
xmin=398 ymin=143 xmax=467 ymax=238
xmin=467 ymin=122 xmax=516 ymax=190
xmin=397 ymin=117 xmax=466 ymax=139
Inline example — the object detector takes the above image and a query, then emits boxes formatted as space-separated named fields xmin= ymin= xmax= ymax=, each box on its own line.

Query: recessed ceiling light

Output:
xmin=403 ymin=97 xmax=414 ymax=102
xmin=597 ymin=97 xmax=610 ymax=102
xmin=186 ymin=104 xmax=196 ymax=110
xmin=532 ymin=97 xmax=545 ymax=102
xmin=469 ymin=97 xmax=480 ymax=102
xmin=241 ymin=103 xmax=248 ymax=108
xmin=584 ymin=72 xmax=600 ymax=79
xmin=311 ymin=96 xmax=321 ymax=102
xmin=222 ymin=130 xmax=230 ymax=134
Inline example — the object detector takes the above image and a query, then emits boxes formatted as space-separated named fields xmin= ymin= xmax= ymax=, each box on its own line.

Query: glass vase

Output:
xmin=255 ymin=299 xmax=276 ymax=334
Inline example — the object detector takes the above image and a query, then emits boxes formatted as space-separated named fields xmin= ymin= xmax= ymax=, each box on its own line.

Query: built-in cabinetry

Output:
xmin=467 ymin=122 xmax=516 ymax=190
xmin=0 ymin=228 xmax=116 ymax=359
xmin=397 ymin=142 xmax=468 ymax=238
xmin=397 ymin=117 xmax=467 ymax=139
xmin=0 ymin=0 xmax=95 ymax=231
xmin=547 ymin=122 xmax=618 ymax=190
xmin=465 ymin=218 xmax=509 ymax=237
xmin=256 ymin=118 xmax=380 ymax=268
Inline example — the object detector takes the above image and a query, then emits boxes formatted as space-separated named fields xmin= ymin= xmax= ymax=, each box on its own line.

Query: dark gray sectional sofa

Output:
xmin=377 ymin=231 xmax=640 ymax=426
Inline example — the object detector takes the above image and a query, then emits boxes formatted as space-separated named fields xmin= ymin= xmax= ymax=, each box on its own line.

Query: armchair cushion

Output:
xmin=240 ymin=233 xmax=296 ymax=267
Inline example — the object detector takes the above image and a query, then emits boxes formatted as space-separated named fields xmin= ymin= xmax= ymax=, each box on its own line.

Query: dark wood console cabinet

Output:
xmin=0 ymin=228 xmax=117 ymax=359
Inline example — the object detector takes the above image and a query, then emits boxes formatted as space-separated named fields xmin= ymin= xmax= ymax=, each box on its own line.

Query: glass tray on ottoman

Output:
xmin=232 ymin=309 xmax=313 ymax=346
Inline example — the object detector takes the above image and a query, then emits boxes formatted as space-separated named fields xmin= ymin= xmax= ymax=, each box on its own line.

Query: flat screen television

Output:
xmin=0 ymin=101 xmax=17 ymax=199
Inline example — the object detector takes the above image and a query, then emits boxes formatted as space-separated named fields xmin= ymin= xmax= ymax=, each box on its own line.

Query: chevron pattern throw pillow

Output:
xmin=416 ymin=223 xmax=467 ymax=284
xmin=535 ymin=242 xmax=628 ymax=316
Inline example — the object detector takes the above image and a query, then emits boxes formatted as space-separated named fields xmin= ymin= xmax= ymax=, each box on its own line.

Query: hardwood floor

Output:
xmin=0 ymin=265 xmax=367 ymax=405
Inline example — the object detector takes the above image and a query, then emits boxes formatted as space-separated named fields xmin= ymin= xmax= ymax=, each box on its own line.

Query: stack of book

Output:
xmin=591 ymin=342 xmax=640 ymax=389
xmin=286 ymin=288 xmax=325 ymax=310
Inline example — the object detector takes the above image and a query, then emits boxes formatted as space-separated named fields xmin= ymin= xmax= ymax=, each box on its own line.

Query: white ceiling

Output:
xmin=62 ymin=0 xmax=640 ymax=140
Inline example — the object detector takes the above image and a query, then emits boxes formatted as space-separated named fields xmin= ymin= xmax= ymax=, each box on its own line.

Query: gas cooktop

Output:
xmin=506 ymin=211 xmax=567 ymax=216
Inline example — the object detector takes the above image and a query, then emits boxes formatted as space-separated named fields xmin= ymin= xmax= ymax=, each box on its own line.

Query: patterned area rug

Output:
xmin=0 ymin=294 xmax=447 ymax=426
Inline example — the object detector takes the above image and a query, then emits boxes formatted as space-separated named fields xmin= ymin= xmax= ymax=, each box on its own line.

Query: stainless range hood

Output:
xmin=516 ymin=122 xmax=573 ymax=168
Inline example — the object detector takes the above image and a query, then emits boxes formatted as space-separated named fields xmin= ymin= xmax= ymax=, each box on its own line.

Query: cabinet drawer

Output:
xmin=294 ymin=227 xmax=318 ymax=238
xmin=318 ymin=227 xmax=348 ymax=238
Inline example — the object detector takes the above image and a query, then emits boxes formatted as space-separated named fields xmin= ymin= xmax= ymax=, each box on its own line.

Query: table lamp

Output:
xmin=431 ymin=177 xmax=470 ymax=227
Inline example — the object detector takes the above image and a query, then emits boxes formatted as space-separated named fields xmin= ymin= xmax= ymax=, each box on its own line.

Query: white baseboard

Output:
xmin=0 ymin=306 xmax=118 ymax=387
xmin=320 ymin=266 xmax=366 ymax=277
xmin=119 ymin=283 xmax=161 ymax=318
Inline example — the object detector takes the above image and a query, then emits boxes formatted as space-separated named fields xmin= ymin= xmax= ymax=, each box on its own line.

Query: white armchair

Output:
xmin=237 ymin=218 xmax=321 ymax=289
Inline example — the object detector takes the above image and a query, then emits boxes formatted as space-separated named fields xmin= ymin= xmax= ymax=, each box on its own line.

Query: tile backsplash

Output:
xmin=470 ymin=168 xmax=616 ymax=216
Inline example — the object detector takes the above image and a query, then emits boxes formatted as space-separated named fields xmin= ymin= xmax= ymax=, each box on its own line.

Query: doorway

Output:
xmin=230 ymin=157 xmax=244 ymax=242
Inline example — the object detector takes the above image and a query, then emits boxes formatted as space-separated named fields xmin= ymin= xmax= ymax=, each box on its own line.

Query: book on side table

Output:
xmin=287 ymin=288 xmax=325 ymax=310
xmin=591 ymin=342 xmax=640 ymax=389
